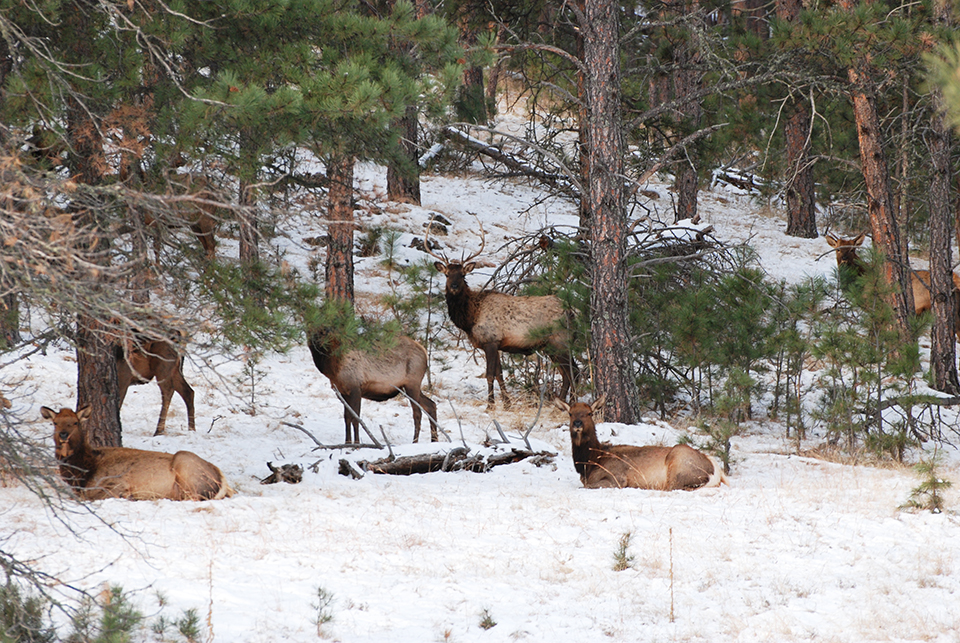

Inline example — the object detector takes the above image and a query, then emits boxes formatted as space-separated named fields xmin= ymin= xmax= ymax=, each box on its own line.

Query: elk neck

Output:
xmin=569 ymin=423 xmax=605 ymax=481
xmin=57 ymin=434 xmax=99 ymax=492
xmin=307 ymin=331 xmax=342 ymax=378
xmin=445 ymin=283 xmax=483 ymax=334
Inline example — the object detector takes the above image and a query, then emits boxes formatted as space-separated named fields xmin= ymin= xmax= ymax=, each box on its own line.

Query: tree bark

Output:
xmin=671 ymin=0 xmax=702 ymax=223
xmin=783 ymin=104 xmax=817 ymax=238
xmin=386 ymin=104 xmax=421 ymax=205
xmin=846 ymin=69 xmax=914 ymax=337
xmin=928 ymin=0 xmax=959 ymax=394
xmin=583 ymin=0 xmax=640 ymax=423
xmin=325 ymin=155 xmax=356 ymax=303
xmin=777 ymin=0 xmax=817 ymax=238
xmin=62 ymin=0 xmax=122 ymax=446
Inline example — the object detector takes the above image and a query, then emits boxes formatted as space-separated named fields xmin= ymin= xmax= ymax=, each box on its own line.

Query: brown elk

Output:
xmin=40 ymin=405 xmax=233 ymax=501
xmin=115 ymin=333 xmax=195 ymax=436
xmin=144 ymin=174 xmax=219 ymax=259
xmin=824 ymin=233 xmax=960 ymax=332
xmin=556 ymin=397 xmax=727 ymax=490
xmin=308 ymin=329 xmax=439 ymax=444
xmin=426 ymin=235 xmax=579 ymax=407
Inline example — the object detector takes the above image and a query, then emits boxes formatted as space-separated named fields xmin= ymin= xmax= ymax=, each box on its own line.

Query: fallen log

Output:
xmin=351 ymin=447 xmax=556 ymax=477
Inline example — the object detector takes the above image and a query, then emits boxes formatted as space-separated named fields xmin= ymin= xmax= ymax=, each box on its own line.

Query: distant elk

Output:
xmin=426 ymin=235 xmax=579 ymax=407
xmin=556 ymin=397 xmax=727 ymax=490
xmin=825 ymin=233 xmax=960 ymax=335
xmin=308 ymin=328 xmax=439 ymax=444
xmin=115 ymin=332 xmax=196 ymax=436
xmin=144 ymin=174 xmax=219 ymax=259
xmin=41 ymin=405 xmax=232 ymax=501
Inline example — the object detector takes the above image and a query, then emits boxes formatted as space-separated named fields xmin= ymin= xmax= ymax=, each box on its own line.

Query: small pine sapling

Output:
xmin=901 ymin=450 xmax=953 ymax=514
xmin=612 ymin=532 xmax=635 ymax=571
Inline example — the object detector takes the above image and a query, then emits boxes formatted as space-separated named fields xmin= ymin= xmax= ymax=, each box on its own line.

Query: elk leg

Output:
xmin=175 ymin=376 xmax=196 ymax=432
xmin=421 ymin=394 xmax=439 ymax=442
xmin=344 ymin=390 xmax=362 ymax=444
xmin=553 ymin=353 xmax=579 ymax=402
xmin=407 ymin=386 xmax=423 ymax=443
xmin=483 ymin=343 xmax=509 ymax=408
xmin=155 ymin=380 xmax=174 ymax=436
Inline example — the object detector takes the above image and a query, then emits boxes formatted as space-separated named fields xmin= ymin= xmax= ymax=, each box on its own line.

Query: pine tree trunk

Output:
xmin=67 ymin=92 xmax=123 ymax=447
xmin=777 ymin=0 xmax=817 ymax=238
xmin=583 ymin=0 xmax=640 ymax=424
xmin=386 ymin=105 xmax=421 ymax=205
xmin=846 ymin=69 xmax=914 ymax=337
xmin=783 ymin=104 xmax=817 ymax=238
xmin=0 ymin=30 xmax=19 ymax=348
xmin=0 ymin=293 xmax=20 ymax=349
xmin=672 ymin=1 xmax=702 ymax=224
xmin=928 ymin=0 xmax=959 ymax=394
xmin=326 ymin=156 xmax=356 ymax=303
xmin=76 ymin=318 xmax=122 ymax=447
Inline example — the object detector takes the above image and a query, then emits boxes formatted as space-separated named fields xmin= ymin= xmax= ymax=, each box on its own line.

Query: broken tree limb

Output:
xmin=352 ymin=448 xmax=556 ymax=477
xmin=444 ymin=126 xmax=581 ymax=199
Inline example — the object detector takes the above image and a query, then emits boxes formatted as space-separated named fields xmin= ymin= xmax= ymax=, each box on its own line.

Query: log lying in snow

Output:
xmin=340 ymin=447 xmax=556 ymax=477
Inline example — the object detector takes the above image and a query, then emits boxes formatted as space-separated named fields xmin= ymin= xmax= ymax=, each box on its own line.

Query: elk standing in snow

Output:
xmin=115 ymin=333 xmax=195 ymax=436
xmin=556 ymin=397 xmax=727 ymax=490
xmin=426 ymin=235 xmax=578 ymax=407
xmin=41 ymin=405 xmax=232 ymax=501
xmin=825 ymin=233 xmax=960 ymax=336
xmin=308 ymin=329 xmax=439 ymax=443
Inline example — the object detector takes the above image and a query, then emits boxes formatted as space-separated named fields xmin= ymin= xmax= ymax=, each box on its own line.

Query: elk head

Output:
xmin=824 ymin=233 xmax=866 ymax=272
xmin=555 ymin=395 xmax=605 ymax=446
xmin=40 ymin=405 xmax=91 ymax=460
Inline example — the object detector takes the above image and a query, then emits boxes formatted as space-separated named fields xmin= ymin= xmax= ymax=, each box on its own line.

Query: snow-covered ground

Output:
xmin=4 ymin=152 xmax=960 ymax=642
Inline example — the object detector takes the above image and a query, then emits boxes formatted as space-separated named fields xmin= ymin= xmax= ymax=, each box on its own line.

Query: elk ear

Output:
xmin=76 ymin=405 xmax=92 ymax=422
xmin=40 ymin=406 xmax=55 ymax=420
xmin=433 ymin=261 xmax=447 ymax=274
xmin=853 ymin=233 xmax=866 ymax=246
xmin=462 ymin=262 xmax=477 ymax=274
xmin=824 ymin=234 xmax=838 ymax=248
xmin=590 ymin=395 xmax=607 ymax=413
xmin=554 ymin=398 xmax=570 ymax=413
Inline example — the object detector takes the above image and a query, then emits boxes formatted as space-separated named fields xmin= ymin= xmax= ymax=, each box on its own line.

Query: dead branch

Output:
xmin=353 ymin=447 xmax=556 ymax=476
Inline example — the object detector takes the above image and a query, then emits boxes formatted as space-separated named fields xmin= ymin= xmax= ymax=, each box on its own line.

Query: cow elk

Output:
xmin=308 ymin=328 xmax=439 ymax=444
xmin=556 ymin=397 xmax=727 ymax=490
xmin=825 ymin=233 xmax=960 ymax=335
xmin=426 ymin=234 xmax=578 ymax=407
xmin=41 ymin=405 xmax=233 ymax=501
xmin=115 ymin=332 xmax=196 ymax=436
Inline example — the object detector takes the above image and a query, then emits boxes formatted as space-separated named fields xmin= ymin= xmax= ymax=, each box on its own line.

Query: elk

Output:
xmin=307 ymin=328 xmax=439 ymax=444
xmin=40 ymin=405 xmax=233 ymax=501
xmin=115 ymin=332 xmax=195 ymax=436
xmin=426 ymin=235 xmax=578 ymax=407
xmin=555 ymin=397 xmax=727 ymax=490
xmin=144 ymin=174 xmax=219 ymax=259
xmin=824 ymin=233 xmax=960 ymax=332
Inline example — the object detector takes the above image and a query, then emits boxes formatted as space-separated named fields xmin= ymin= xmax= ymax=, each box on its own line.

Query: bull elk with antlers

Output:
xmin=41 ymin=405 xmax=233 ymax=501
xmin=556 ymin=397 xmax=727 ymax=490
xmin=308 ymin=328 xmax=439 ymax=444
xmin=426 ymin=231 xmax=579 ymax=407
xmin=115 ymin=332 xmax=195 ymax=436
xmin=825 ymin=233 xmax=960 ymax=337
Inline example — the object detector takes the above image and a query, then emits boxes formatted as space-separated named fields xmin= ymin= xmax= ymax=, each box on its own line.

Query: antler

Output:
xmin=461 ymin=221 xmax=486 ymax=264
xmin=421 ymin=219 xmax=449 ymax=264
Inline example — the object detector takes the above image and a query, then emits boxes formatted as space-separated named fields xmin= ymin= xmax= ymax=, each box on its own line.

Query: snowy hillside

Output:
xmin=4 ymin=158 xmax=960 ymax=643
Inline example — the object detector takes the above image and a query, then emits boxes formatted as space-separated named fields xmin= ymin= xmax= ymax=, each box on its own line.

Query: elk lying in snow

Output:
xmin=308 ymin=329 xmax=439 ymax=444
xmin=41 ymin=405 xmax=233 ymax=501
xmin=556 ymin=397 xmax=727 ymax=490
xmin=426 ymin=236 xmax=579 ymax=407
xmin=825 ymin=233 xmax=960 ymax=335
xmin=115 ymin=333 xmax=195 ymax=436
